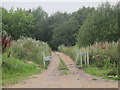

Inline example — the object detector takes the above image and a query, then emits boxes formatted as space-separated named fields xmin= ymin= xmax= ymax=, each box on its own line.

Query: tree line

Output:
xmin=1 ymin=2 xmax=120 ymax=50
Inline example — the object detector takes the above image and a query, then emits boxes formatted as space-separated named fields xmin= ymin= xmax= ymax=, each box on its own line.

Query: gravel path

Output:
xmin=5 ymin=52 xmax=118 ymax=88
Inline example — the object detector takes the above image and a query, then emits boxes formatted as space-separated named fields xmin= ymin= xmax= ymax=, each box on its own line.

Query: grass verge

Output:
xmin=2 ymin=54 xmax=43 ymax=86
xmin=82 ymin=66 xmax=120 ymax=80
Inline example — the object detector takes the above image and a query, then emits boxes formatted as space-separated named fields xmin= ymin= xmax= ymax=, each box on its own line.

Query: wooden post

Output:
xmin=87 ymin=52 xmax=89 ymax=64
xmin=80 ymin=54 xmax=82 ymax=67
xmin=43 ymin=51 xmax=45 ymax=67
xmin=75 ymin=53 xmax=79 ymax=65
xmin=85 ymin=53 xmax=86 ymax=65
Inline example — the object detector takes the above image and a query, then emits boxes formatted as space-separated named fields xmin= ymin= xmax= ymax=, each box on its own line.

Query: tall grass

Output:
xmin=58 ymin=45 xmax=79 ymax=61
xmin=58 ymin=42 xmax=119 ymax=68
xmin=5 ymin=37 xmax=51 ymax=67
xmin=58 ymin=41 xmax=119 ymax=78
xmin=2 ymin=54 xmax=42 ymax=85
xmin=2 ymin=37 xmax=51 ymax=85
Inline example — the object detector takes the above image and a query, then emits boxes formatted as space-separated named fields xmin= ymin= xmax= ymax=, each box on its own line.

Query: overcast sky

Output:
xmin=1 ymin=0 xmax=119 ymax=15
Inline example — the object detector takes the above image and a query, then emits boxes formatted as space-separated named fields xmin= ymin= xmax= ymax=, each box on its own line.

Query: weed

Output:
xmin=92 ymin=78 xmax=97 ymax=80
xmin=60 ymin=71 xmax=69 ymax=75
xmin=59 ymin=58 xmax=68 ymax=70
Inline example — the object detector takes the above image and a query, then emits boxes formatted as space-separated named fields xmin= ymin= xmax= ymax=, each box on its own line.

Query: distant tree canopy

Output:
xmin=77 ymin=2 xmax=120 ymax=47
xmin=72 ymin=6 xmax=95 ymax=26
xmin=48 ymin=12 xmax=72 ymax=49
xmin=31 ymin=6 xmax=49 ymax=42
xmin=50 ymin=7 xmax=95 ymax=50
xmin=2 ymin=2 xmax=120 ymax=50
xmin=52 ymin=18 xmax=79 ymax=46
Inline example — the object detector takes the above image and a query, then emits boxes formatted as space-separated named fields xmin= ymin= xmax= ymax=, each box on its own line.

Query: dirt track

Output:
xmin=6 ymin=52 xmax=118 ymax=88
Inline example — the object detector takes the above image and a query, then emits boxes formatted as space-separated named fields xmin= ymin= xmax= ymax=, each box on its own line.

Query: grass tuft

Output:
xmin=60 ymin=71 xmax=69 ymax=75
xmin=82 ymin=66 xmax=120 ymax=80
xmin=58 ymin=58 xmax=68 ymax=70
xmin=92 ymin=78 xmax=97 ymax=80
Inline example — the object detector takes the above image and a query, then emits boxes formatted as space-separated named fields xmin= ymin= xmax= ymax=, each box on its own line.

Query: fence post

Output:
xmin=85 ymin=53 xmax=86 ymax=65
xmin=75 ymin=53 xmax=79 ymax=65
xmin=87 ymin=52 xmax=89 ymax=64
xmin=80 ymin=54 xmax=82 ymax=67
xmin=43 ymin=51 xmax=45 ymax=67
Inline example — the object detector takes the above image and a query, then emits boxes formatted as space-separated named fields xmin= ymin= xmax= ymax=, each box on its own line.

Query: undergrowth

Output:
xmin=58 ymin=41 xmax=119 ymax=80
xmin=2 ymin=54 xmax=43 ymax=85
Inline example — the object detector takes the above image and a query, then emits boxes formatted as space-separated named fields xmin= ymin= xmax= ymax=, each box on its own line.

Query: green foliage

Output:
xmin=48 ymin=12 xmax=71 ymax=49
xmin=92 ymin=78 xmax=97 ymax=80
xmin=58 ymin=41 xmax=119 ymax=80
xmin=59 ymin=42 xmax=119 ymax=68
xmin=58 ymin=45 xmax=79 ymax=62
xmin=77 ymin=2 xmax=119 ymax=47
xmin=6 ymin=37 xmax=51 ymax=67
xmin=73 ymin=6 xmax=95 ymax=26
xmin=59 ymin=58 xmax=68 ymax=70
xmin=118 ymin=39 xmax=120 ymax=76
xmin=88 ymin=42 xmax=119 ymax=68
xmin=2 ymin=3 xmax=119 ymax=50
xmin=31 ymin=6 xmax=49 ymax=42
xmin=2 ymin=54 xmax=42 ymax=85
xmin=2 ymin=8 xmax=34 ymax=39
xmin=82 ymin=66 xmax=119 ymax=80
xmin=2 ymin=54 xmax=38 ymax=74
xmin=52 ymin=19 xmax=79 ymax=48
xmin=48 ymin=12 xmax=71 ymax=30
xmin=106 ymin=67 xmax=118 ymax=76
xmin=51 ymin=7 xmax=94 ymax=50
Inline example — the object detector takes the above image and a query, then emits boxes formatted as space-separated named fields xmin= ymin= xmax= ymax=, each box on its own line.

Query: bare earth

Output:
xmin=6 ymin=52 xmax=118 ymax=88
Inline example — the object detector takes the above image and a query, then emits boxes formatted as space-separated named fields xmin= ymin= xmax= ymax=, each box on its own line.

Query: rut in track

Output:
xmin=6 ymin=52 xmax=118 ymax=88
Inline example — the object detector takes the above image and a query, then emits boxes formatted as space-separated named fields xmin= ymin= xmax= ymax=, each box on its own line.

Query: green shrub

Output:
xmin=6 ymin=37 xmax=51 ymax=67
xmin=58 ymin=41 xmax=119 ymax=80
xmin=58 ymin=45 xmax=78 ymax=61
xmin=106 ymin=67 xmax=118 ymax=76
xmin=89 ymin=42 xmax=119 ymax=68
xmin=58 ymin=41 xmax=118 ymax=68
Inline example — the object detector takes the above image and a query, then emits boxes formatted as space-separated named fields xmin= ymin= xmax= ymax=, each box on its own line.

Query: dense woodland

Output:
xmin=1 ymin=2 xmax=120 ymax=85
xmin=2 ymin=2 xmax=120 ymax=50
